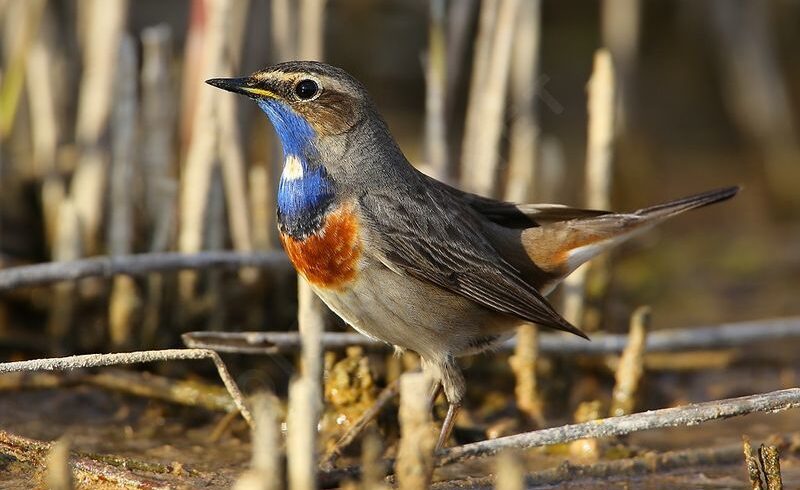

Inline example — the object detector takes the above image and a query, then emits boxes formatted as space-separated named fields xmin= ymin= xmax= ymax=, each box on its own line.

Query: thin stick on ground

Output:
xmin=320 ymin=378 xmax=400 ymax=470
xmin=436 ymin=388 xmax=800 ymax=466
xmin=180 ymin=316 xmax=800 ymax=356
xmin=0 ymin=251 xmax=290 ymax=291
xmin=0 ymin=349 xmax=253 ymax=428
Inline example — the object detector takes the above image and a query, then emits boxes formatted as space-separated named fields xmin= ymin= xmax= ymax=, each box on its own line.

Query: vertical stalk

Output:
xmin=108 ymin=33 xmax=140 ymax=348
xmin=70 ymin=0 xmax=129 ymax=255
xmin=425 ymin=0 xmax=449 ymax=181
xmin=562 ymin=49 xmax=615 ymax=329
xmin=461 ymin=0 xmax=521 ymax=197
xmin=504 ymin=0 xmax=541 ymax=203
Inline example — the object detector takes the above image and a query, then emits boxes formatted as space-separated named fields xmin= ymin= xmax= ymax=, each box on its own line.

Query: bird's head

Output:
xmin=206 ymin=61 xmax=372 ymax=158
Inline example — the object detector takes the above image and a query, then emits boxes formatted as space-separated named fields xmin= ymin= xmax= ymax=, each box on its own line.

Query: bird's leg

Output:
xmin=433 ymin=356 xmax=466 ymax=451
xmin=435 ymin=402 xmax=461 ymax=451
xmin=427 ymin=381 xmax=442 ymax=410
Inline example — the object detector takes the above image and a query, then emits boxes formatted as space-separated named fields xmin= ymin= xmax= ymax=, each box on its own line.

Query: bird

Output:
xmin=206 ymin=61 xmax=738 ymax=450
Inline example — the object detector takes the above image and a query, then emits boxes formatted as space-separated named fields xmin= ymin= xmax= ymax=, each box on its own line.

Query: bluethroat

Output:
xmin=207 ymin=61 xmax=738 ymax=450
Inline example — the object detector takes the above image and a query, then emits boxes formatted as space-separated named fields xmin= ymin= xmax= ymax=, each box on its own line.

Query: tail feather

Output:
xmin=634 ymin=186 xmax=740 ymax=219
xmin=519 ymin=186 xmax=740 ymax=285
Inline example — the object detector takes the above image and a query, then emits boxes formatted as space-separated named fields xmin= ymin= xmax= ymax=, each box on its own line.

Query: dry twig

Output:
xmin=320 ymin=379 xmax=400 ymax=470
xmin=437 ymin=388 xmax=800 ymax=466
xmin=0 ymin=251 xmax=290 ymax=291
xmin=180 ymin=316 xmax=800 ymax=356
xmin=0 ymin=349 xmax=253 ymax=427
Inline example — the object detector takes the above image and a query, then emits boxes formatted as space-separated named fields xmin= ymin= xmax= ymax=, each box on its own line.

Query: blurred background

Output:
xmin=2 ymin=0 xmax=798 ymax=342
xmin=0 ymin=0 xmax=800 ymax=485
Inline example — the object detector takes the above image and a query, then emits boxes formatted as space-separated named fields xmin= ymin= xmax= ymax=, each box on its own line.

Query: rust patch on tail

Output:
xmin=280 ymin=204 xmax=362 ymax=289
xmin=524 ymin=226 xmax=609 ymax=274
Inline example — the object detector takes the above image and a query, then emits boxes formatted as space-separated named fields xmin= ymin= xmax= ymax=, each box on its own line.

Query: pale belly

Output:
xmin=310 ymin=257 xmax=516 ymax=363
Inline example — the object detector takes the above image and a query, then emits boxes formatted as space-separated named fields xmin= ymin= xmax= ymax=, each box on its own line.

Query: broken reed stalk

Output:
xmin=0 ymin=349 xmax=253 ymax=428
xmin=601 ymin=0 xmax=640 ymax=133
xmin=234 ymin=392 xmax=283 ymax=490
xmin=140 ymin=24 xmax=177 ymax=345
xmin=140 ymin=24 xmax=177 ymax=244
xmin=321 ymin=378 xmax=400 ymax=470
xmin=744 ymin=437 xmax=784 ymax=490
xmin=25 ymin=7 xmax=59 ymax=183
xmin=509 ymin=324 xmax=544 ymax=424
xmin=47 ymin=198 xmax=82 ymax=344
xmin=293 ymin=6 xmax=329 ymax=474
xmin=271 ymin=0 xmax=296 ymax=61
xmin=108 ymin=33 xmax=140 ymax=348
xmin=360 ymin=431 xmax=389 ymax=490
xmin=0 ymin=251 xmax=290 ymax=291
xmin=562 ymin=48 xmax=616 ymax=329
xmin=288 ymin=377 xmax=320 ymax=490
xmin=461 ymin=0 xmax=521 ymax=197
xmin=494 ymin=450 xmax=524 ymax=490
xmin=396 ymin=372 xmax=436 ymax=490
xmin=743 ymin=437 xmax=765 ymax=490
xmin=460 ymin=0 xmax=497 ymax=190
xmin=70 ymin=0 xmax=129 ymax=255
xmin=609 ymin=306 xmax=649 ymax=416
xmin=178 ymin=0 xmax=235 ymax=298
xmin=425 ymin=0 xmax=449 ymax=181
xmin=505 ymin=0 xmax=542 ymax=203
xmin=298 ymin=0 xmax=327 ymax=61
xmin=217 ymin=0 xmax=255 ymax=287
xmin=437 ymin=388 xmax=800 ymax=466
xmin=46 ymin=438 xmax=73 ymax=490
xmin=180 ymin=316 xmax=800 ymax=357
xmin=759 ymin=444 xmax=783 ymax=490
xmin=0 ymin=0 xmax=45 ymax=138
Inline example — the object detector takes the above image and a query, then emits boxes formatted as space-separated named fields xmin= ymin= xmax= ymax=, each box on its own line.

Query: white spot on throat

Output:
xmin=282 ymin=154 xmax=304 ymax=180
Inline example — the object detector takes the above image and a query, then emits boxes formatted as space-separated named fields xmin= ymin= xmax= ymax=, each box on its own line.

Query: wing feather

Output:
xmin=359 ymin=183 xmax=588 ymax=339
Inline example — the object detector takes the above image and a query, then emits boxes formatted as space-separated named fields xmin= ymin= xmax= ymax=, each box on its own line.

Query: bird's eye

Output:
xmin=294 ymin=79 xmax=319 ymax=100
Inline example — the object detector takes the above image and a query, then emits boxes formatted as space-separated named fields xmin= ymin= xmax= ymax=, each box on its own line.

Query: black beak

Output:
xmin=205 ymin=77 xmax=258 ymax=97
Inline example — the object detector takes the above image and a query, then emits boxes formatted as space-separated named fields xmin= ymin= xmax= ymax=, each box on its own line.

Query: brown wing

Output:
xmin=358 ymin=181 xmax=588 ymax=339
xmin=424 ymin=175 xmax=609 ymax=228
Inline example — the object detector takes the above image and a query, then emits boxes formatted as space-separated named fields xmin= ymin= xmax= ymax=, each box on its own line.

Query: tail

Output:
xmin=520 ymin=186 xmax=740 ymax=283
xmin=632 ymin=186 xmax=740 ymax=220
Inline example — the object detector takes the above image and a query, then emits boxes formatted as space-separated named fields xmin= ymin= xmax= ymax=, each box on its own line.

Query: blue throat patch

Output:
xmin=257 ymin=99 xmax=335 ymax=238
